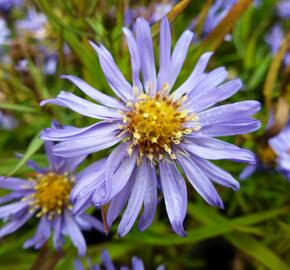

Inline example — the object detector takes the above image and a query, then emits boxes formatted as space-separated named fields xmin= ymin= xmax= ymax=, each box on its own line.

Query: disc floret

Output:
xmin=121 ymin=87 xmax=199 ymax=162
xmin=28 ymin=172 xmax=72 ymax=218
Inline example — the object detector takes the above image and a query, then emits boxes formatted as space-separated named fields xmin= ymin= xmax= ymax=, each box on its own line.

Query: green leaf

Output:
xmin=125 ymin=205 xmax=287 ymax=246
xmin=7 ymin=133 xmax=43 ymax=176
xmin=35 ymin=0 xmax=106 ymax=89
xmin=227 ymin=233 xmax=290 ymax=270
xmin=247 ymin=56 xmax=271 ymax=90
xmin=28 ymin=59 xmax=50 ymax=100
xmin=190 ymin=205 xmax=290 ymax=270
xmin=0 ymin=102 xmax=37 ymax=113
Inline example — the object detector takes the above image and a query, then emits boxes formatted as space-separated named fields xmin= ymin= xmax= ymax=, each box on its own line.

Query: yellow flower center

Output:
xmin=121 ymin=88 xmax=200 ymax=163
xmin=29 ymin=172 xmax=72 ymax=218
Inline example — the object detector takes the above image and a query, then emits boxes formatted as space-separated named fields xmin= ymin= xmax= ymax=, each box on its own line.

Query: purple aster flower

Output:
xmin=74 ymin=250 xmax=165 ymax=270
xmin=124 ymin=1 xmax=174 ymax=26
xmin=277 ymin=0 xmax=290 ymax=19
xmin=268 ymin=122 xmax=290 ymax=181
xmin=14 ymin=47 xmax=58 ymax=75
xmin=0 ymin=111 xmax=17 ymax=130
xmin=16 ymin=8 xmax=48 ymax=39
xmin=265 ymin=24 xmax=290 ymax=66
xmin=191 ymin=0 xmax=260 ymax=41
xmin=239 ymin=114 xmax=275 ymax=180
xmin=0 ymin=0 xmax=23 ymax=13
xmin=204 ymin=0 xmax=236 ymax=34
xmin=41 ymin=17 xmax=260 ymax=236
xmin=0 ymin=18 xmax=10 ymax=45
xmin=44 ymin=53 xmax=58 ymax=75
xmin=0 ymin=134 xmax=104 ymax=256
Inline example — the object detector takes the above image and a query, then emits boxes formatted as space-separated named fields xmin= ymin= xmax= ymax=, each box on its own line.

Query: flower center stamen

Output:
xmin=28 ymin=172 xmax=72 ymax=218
xmin=121 ymin=87 xmax=200 ymax=163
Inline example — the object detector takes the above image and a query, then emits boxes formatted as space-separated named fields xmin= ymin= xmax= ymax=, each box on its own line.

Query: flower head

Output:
xmin=269 ymin=121 xmax=290 ymax=181
xmin=277 ymin=0 xmax=290 ymax=19
xmin=16 ymin=8 xmax=48 ymax=39
xmin=0 ymin=0 xmax=23 ymax=13
xmin=0 ymin=18 xmax=10 ymax=45
xmin=265 ymin=24 xmax=290 ymax=66
xmin=41 ymin=17 xmax=260 ymax=236
xmin=203 ymin=0 xmax=237 ymax=37
xmin=0 ymin=130 xmax=104 ymax=256
xmin=0 ymin=111 xmax=17 ymax=130
xmin=74 ymin=250 xmax=165 ymax=270
xmin=124 ymin=1 xmax=173 ymax=26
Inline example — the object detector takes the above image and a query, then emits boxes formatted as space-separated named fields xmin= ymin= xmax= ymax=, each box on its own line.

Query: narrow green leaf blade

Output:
xmin=7 ymin=133 xmax=43 ymax=176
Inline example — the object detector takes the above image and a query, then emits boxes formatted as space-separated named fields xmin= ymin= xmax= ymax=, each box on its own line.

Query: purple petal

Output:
xmin=0 ymin=177 xmax=34 ymax=190
xmin=157 ymin=17 xmax=171 ymax=90
xmin=159 ymin=161 xmax=187 ymax=236
xmin=41 ymin=91 xmax=121 ymax=120
xmin=277 ymin=1 xmax=290 ymax=19
xmin=177 ymin=154 xmax=224 ymax=208
xmin=76 ymin=158 xmax=106 ymax=180
xmin=15 ymin=153 xmax=46 ymax=174
xmin=198 ymin=120 xmax=261 ymax=137
xmin=73 ymin=159 xmax=106 ymax=200
xmin=74 ymin=260 xmax=86 ymax=270
xmin=279 ymin=158 xmax=290 ymax=176
xmin=167 ymin=30 xmax=193 ymax=91
xmin=76 ymin=214 xmax=104 ymax=233
xmin=72 ymin=196 xmax=92 ymax=215
xmin=132 ymin=257 xmax=145 ymax=270
xmin=44 ymin=141 xmax=64 ymax=172
xmin=190 ymin=154 xmax=240 ymax=191
xmin=101 ymin=250 xmax=116 ymax=270
xmin=185 ymin=78 xmax=242 ymax=113
xmin=41 ymin=121 xmax=119 ymax=141
xmin=65 ymin=155 xmax=87 ymax=173
xmin=52 ymin=215 xmax=63 ymax=250
xmin=239 ymin=164 xmax=257 ymax=180
xmin=199 ymin=101 xmax=261 ymax=125
xmin=0 ymin=192 xmax=28 ymax=204
xmin=122 ymin=28 xmax=143 ymax=92
xmin=184 ymin=135 xmax=255 ymax=164
xmin=61 ymin=75 xmax=125 ymax=109
xmin=269 ymin=126 xmax=290 ymax=156
xmin=63 ymin=210 xmax=86 ymax=256
xmin=117 ymin=158 xmax=148 ymax=237
xmin=89 ymin=41 xmax=133 ymax=101
xmin=107 ymin=177 xmax=134 ymax=228
xmin=0 ymin=201 xmax=29 ymax=219
xmin=24 ymin=216 xmax=51 ymax=249
xmin=196 ymin=99 xmax=261 ymax=136
xmin=102 ymin=143 xmax=137 ymax=204
xmin=138 ymin=164 xmax=157 ymax=231
xmin=52 ymin=129 xmax=123 ymax=157
xmin=173 ymin=52 xmax=213 ymax=99
xmin=25 ymin=159 xmax=47 ymax=174
xmin=0 ymin=210 xmax=34 ymax=237
xmin=136 ymin=17 xmax=157 ymax=94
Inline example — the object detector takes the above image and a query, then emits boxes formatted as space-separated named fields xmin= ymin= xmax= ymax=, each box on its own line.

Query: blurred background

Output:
xmin=0 ymin=0 xmax=289 ymax=269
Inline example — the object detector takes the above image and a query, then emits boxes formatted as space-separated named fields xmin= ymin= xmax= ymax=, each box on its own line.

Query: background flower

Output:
xmin=269 ymin=120 xmax=290 ymax=181
xmin=74 ymin=250 xmax=164 ymax=270
xmin=277 ymin=0 xmax=290 ymax=19
xmin=0 ymin=138 xmax=104 ymax=256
